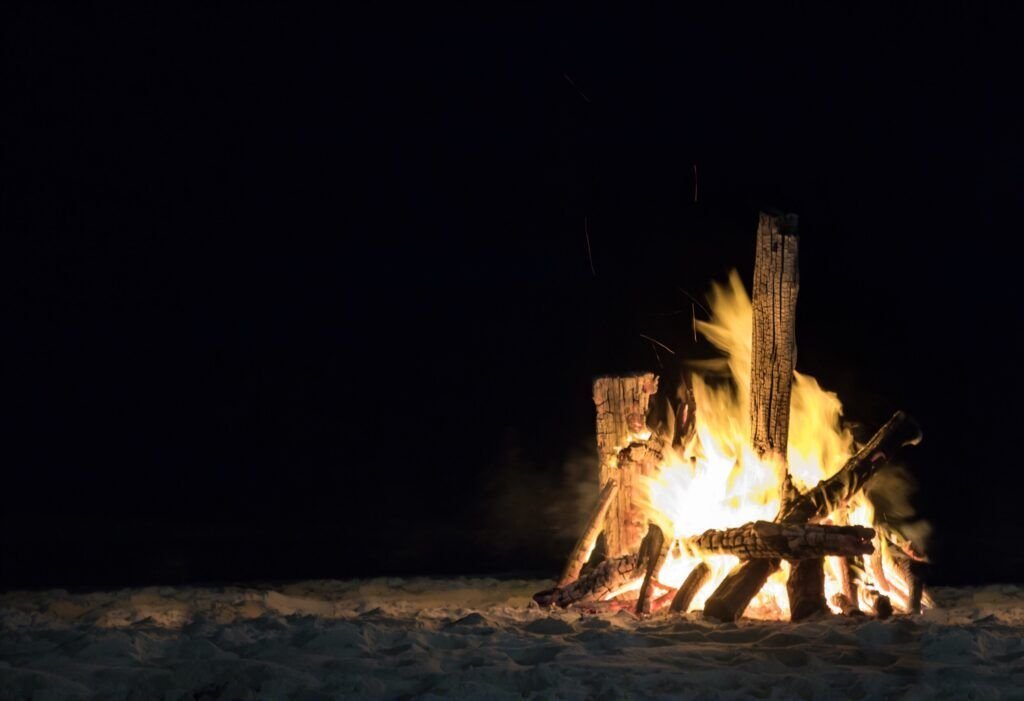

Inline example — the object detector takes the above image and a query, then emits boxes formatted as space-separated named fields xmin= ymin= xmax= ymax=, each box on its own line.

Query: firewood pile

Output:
xmin=534 ymin=213 xmax=930 ymax=622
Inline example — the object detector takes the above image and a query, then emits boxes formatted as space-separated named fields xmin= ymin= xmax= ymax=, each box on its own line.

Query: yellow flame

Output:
xmin=637 ymin=271 xmax=926 ymax=617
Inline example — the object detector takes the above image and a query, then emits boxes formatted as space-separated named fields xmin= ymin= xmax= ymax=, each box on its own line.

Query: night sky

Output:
xmin=4 ymin=5 xmax=1023 ymax=588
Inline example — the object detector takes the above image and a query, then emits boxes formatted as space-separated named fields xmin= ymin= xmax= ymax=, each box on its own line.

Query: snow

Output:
xmin=2 ymin=579 xmax=1023 ymax=700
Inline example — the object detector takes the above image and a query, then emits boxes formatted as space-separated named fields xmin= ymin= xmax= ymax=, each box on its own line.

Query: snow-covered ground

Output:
xmin=1 ymin=578 xmax=1023 ymax=700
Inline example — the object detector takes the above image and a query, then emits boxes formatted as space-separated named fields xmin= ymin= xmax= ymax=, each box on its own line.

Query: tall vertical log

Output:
xmin=703 ymin=212 xmax=808 ymax=622
xmin=750 ymin=211 xmax=800 ymax=505
xmin=752 ymin=212 xmax=827 ymax=620
xmin=593 ymin=374 xmax=659 ymax=557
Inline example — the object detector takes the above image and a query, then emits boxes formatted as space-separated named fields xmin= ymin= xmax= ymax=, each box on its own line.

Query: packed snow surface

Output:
xmin=2 ymin=578 xmax=1023 ymax=700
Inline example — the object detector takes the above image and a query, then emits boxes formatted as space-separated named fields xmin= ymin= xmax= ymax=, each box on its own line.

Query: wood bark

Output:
xmin=533 ymin=553 xmax=641 ymax=608
xmin=669 ymin=562 xmax=711 ymax=613
xmin=593 ymin=374 xmax=659 ymax=557
xmin=558 ymin=479 xmax=619 ymax=586
xmin=686 ymin=521 xmax=875 ymax=560
xmin=787 ymin=557 xmax=829 ymax=620
xmin=780 ymin=410 xmax=921 ymax=524
xmin=703 ymin=559 xmax=780 ymax=622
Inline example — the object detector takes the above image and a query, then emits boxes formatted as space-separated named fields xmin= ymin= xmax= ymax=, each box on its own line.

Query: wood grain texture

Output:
xmin=703 ymin=559 xmax=780 ymax=622
xmin=593 ymin=374 xmax=659 ymax=556
xmin=750 ymin=211 xmax=800 ymax=508
xmin=686 ymin=521 xmax=875 ymax=560
xmin=533 ymin=553 xmax=641 ymax=608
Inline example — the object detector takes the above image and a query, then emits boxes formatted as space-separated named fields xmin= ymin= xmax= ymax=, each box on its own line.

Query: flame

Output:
xmin=637 ymin=271 xmax=927 ymax=618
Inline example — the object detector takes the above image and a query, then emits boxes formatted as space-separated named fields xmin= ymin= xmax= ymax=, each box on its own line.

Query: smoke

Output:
xmin=867 ymin=463 xmax=933 ymax=556
xmin=475 ymin=432 xmax=599 ymax=570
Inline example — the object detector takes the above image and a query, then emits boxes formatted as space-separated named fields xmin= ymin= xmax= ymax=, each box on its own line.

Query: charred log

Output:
xmin=787 ymin=559 xmax=829 ymax=621
xmin=750 ymin=211 xmax=800 ymax=511
xmin=780 ymin=411 xmax=922 ymax=524
xmin=907 ymin=561 xmax=924 ymax=614
xmin=533 ymin=553 xmax=641 ymax=608
xmin=686 ymin=521 xmax=875 ymax=560
xmin=636 ymin=524 xmax=668 ymax=615
xmin=703 ymin=559 xmax=780 ymax=622
xmin=559 ymin=479 xmax=619 ymax=586
xmin=669 ymin=562 xmax=712 ymax=613
xmin=616 ymin=437 xmax=670 ymax=554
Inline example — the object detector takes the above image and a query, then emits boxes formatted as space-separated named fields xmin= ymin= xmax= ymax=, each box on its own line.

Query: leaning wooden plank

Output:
xmin=635 ymin=524 xmax=668 ymax=615
xmin=669 ymin=562 xmax=712 ymax=613
xmin=558 ymin=479 xmax=619 ymax=586
xmin=780 ymin=411 xmax=922 ymax=524
xmin=703 ymin=559 xmax=780 ymax=622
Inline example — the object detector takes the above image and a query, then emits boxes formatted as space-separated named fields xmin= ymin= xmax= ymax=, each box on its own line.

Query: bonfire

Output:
xmin=535 ymin=212 xmax=931 ymax=621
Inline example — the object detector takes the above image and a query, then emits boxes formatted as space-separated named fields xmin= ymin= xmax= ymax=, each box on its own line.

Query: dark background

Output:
xmin=3 ymin=4 xmax=1022 ymax=588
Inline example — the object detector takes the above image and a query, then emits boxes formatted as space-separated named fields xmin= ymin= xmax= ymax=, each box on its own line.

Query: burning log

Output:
xmin=616 ymin=437 xmax=670 ymax=554
xmin=636 ymin=524 xmax=668 ymax=615
xmin=558 ymin=479 xmax=619 ymax=586
xmin=534 ymin=553 xmax=641 ymax=608
xmin=832 ymin=508 xmax=860 ymax=608
xmin=703 ymin=211 xmax=823 ymax=622
xmin=786 ymin=557 xmax=829 ymax=620
xmin=669 ymin=562 xmax=711 ymax=613
xmin=686 ymin=522 xmax=875 ymax=560
xmin=780 ymin=410 xmax=922 ymax=524
xmin=593 ymin=374 xmax=660 ymax=557
xmin=651 ymin=585 xmax=679 ymax=613
xmin=703 ymin=559 xmax=780 ymax=622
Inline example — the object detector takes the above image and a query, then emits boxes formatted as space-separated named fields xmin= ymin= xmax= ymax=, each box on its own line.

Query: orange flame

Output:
xmin=638 ymin=272 xmax=928 ymax=617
